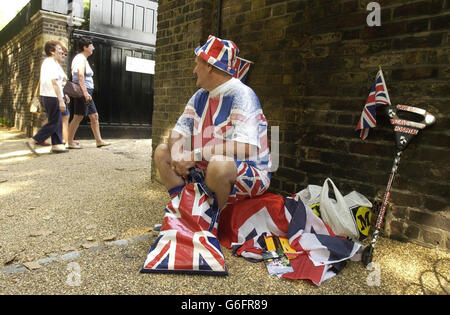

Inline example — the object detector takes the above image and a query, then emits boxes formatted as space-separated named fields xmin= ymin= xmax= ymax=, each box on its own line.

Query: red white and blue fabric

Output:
xmin=356 ymin=70 xmax=391 ymax=140
xmin=141 ymin=170 xmax=228 ymax=275
xmin=227 ymin=160 xmax=270 ymax=204
xmin=195 ymin=35 xmax=239 ymax=76
xmin=174 ymin=77 xmax=271 ymax=174
xmin=191 ymin=161 xmax=270 ymax=209
xmin=233 ymin=57 xmax=253 ymax=83
xmin=219 ymin=192 xmax=362 ymax=286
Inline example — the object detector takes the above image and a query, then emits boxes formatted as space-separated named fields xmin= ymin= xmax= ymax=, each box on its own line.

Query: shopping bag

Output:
xmin=296 ymin=184 xmax=322 ymax=217
xmin=320 ymin=178 xmax=359 ymax=240
xmin=344 ymin=191 xmax=372 ymax=242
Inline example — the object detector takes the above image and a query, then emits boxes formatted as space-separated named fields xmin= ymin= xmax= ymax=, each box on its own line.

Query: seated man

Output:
xmin=154 ymin=35 xmax=271 ymax=210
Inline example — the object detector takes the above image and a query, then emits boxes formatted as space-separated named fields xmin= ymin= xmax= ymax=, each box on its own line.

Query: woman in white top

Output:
xmin=67 ymin=37 xmax=110 ymax=149
xmin=25 ymin=41 xmax=69 ymax=155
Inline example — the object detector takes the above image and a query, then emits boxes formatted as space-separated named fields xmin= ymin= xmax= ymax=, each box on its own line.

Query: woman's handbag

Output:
xmin=29 ymin=80 xmax=41 ymax=113
xmin=29 ymin=96 xmax=41 ymax=113
xmin=63 ymin=81 xmax=84 ymax=98
xmin=30 ymin=79 xmax=42 ymax=114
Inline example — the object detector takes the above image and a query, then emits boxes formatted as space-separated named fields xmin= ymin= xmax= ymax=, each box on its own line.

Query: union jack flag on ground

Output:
xmin=219 ymin=192 xmax=362 ymax=285
xmin=141 ymin=181 xmax=228 ymax=275
xmin=356 ymin=70 xmax=391 ymax=140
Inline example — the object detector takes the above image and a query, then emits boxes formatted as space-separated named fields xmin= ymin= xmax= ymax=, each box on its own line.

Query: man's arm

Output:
xmin=201 ymin=141 xmax=257 ymax=162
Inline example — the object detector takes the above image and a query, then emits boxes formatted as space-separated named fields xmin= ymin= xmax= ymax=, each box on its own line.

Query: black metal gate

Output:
xmin=73 ymin=30 xmax=155 ymax=126
xmin=70 ymin=30 xmax=155 ymax=138
xmin=69 ymin=0 xmax=157 ymax=139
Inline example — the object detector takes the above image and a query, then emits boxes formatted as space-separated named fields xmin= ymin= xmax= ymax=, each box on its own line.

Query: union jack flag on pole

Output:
xmin=356 ymin=69 xmax=391 ymax=140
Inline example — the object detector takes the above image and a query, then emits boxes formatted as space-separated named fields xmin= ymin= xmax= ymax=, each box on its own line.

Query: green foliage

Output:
xmin=0 ymin=117 xmax=12 ymax=128
xmin=81 ymin=0 xmax=91 ymax=31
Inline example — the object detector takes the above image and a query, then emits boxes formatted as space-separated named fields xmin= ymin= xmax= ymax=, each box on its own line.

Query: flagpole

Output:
xmin=378 ymin=65 xmax=392 ymax=105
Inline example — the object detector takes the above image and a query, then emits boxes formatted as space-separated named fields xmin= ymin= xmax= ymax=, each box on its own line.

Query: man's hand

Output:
xmin=170 ymin=151 xmax=195 ymax=176
xmin=64 ymin=95 xmax=70 ymax=103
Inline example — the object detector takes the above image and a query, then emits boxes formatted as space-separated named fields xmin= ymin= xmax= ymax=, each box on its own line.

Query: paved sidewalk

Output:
xmin=0 ymin=127 xmax=448 ymax=295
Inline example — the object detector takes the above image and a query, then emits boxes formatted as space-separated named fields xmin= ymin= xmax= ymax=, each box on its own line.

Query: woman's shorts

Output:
xmin=62 ymin=102 xmax=70 ymax=116
xmin=73 ymin=88 xmax=98 ymax=116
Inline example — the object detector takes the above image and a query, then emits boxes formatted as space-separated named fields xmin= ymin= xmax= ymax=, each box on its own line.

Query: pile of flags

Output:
xmin=219 ymin=193 xmax=362 ymax=286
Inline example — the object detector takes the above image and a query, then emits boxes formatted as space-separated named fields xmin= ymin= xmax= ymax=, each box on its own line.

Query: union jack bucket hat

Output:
xmin=195 ymin=35 xmax=239 ymax=76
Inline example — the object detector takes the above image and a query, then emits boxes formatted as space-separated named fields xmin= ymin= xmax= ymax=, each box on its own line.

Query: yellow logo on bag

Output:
xmin=354 ymin=206 xmax=371 ymax=236
xmin=310 ymin=203 xmax=321 ymax=217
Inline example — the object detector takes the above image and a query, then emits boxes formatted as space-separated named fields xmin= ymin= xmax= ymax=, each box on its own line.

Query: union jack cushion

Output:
xmin=141 ymin=173 xmax=228 ymax=275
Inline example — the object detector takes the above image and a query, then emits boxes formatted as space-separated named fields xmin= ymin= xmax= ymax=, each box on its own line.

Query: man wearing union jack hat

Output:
xmin=154 ymin=35 xmax=271 ymax=210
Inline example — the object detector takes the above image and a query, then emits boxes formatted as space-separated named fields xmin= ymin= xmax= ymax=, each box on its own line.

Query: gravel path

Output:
xmin=0 ymin=127 xmax=448 ymax=295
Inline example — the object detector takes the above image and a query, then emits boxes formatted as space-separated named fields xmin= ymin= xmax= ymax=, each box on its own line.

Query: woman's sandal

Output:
xmin=96 ymin=142 xmax=111 ymax=148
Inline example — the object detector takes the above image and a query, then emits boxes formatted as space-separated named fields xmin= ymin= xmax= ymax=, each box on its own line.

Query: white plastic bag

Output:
xmin=320 ymin=178 xmax=359 ymax=240
xmin=344 ymin=191 xmax=372 ymax=241
xmin=296 ymin=184 xmax=322 ymax=216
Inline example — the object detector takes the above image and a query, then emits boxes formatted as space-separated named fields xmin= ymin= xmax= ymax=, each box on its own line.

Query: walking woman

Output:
xmin=39 ymin=44 xmax=72 ymax=147
xmin=67 ymin=37 xmax=110 ymax=149
xmin=25 ymin=41 xmax=69 ymax=155
xmin=59 ymin=45 xmax=73 ymax=146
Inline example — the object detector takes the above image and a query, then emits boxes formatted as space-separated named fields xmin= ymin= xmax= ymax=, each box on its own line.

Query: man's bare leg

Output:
xmin=154 ymin=146 xmax=237 ymax=208
xmin=204 ymin=156 xmax=237 ymax=209
xmin=154 ymin=143 xmax=185 ymax=190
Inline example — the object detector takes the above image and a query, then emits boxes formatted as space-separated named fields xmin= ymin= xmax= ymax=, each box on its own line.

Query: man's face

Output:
xmin=193 ymin=57 xmax=210 ymax=89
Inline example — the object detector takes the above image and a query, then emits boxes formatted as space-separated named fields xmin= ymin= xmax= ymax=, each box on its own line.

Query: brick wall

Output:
xmin=0 ymin=10 xmax=70 ymax=136
xmin=153 ymin=0 xmax=449 ymax=250
xmin=151 ymin=0 xmax=215 ymax=177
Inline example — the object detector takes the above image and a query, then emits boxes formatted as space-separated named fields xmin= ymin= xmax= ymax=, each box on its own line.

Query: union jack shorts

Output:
xmin=191 ymin=161 xmax=271 ymax=206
